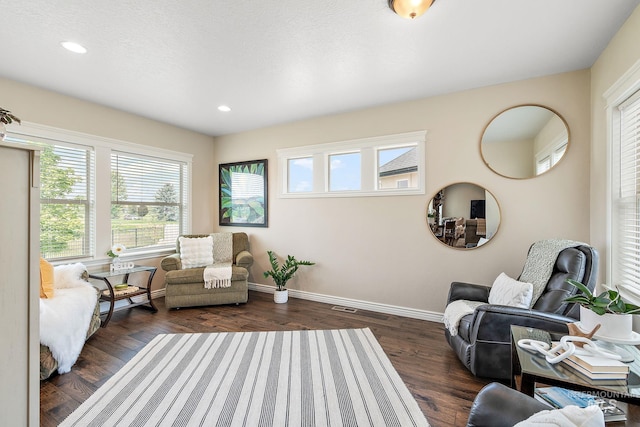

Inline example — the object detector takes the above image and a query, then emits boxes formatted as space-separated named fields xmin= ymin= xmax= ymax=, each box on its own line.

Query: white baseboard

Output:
xmin=248 ymin=282 xmax=444 ymax=323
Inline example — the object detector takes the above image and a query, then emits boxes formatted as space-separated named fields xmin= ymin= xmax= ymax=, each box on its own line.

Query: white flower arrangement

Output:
xmin=107 ymin=243 xmax=126 ymax=258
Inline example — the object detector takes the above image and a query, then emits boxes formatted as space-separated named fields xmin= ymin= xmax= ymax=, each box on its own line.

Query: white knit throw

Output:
xmin=519 ymin=239 xmax=587 ymax=307
xmin=442 ymin=300 xmax=486 ymax=336
xmin=204 ymin=232 xmax=233 ymax=288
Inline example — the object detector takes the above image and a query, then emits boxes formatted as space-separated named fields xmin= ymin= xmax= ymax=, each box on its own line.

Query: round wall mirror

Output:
xmin=427 ymin=182 xmax=500 ymax=249
xmin=480 ymin=105 xmax=569 ymax=179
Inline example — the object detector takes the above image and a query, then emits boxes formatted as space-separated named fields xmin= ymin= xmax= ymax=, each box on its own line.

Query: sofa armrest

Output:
xmin=447 ymin=282 xmax=490 ymax=305
xmin=471 ymin=305 xmax=573 ymax=343
xmin=235 ymin=250 xmax=253 ymax=270
xmin=467 ymin=382 xmax=549 ymax=427
xmin=161 ymin=253 xmax=182 ymax=272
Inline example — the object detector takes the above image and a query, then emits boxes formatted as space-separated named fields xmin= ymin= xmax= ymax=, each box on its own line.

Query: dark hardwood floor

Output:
xmin=40 ymin=291 xmax=491 ymax=426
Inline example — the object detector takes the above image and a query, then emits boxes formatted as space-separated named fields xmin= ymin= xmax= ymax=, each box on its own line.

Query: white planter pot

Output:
xmin=579 ymin=305 xmax=632 ymax=340
xmin=274 ymin=289 xmax=288 ymax=304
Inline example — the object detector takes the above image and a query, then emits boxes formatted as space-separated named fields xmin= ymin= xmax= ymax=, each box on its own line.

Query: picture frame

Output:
xmin=219 ymin=159 xmax=268 ymax=227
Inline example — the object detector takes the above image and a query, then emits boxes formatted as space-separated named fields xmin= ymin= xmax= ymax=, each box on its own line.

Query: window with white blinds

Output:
xmin=4 ymin=122 xmax=192 ymax=262
xmin=612 ymin=89 xmax=640 ymax=298
xmin=40 ymin=143 xmax=94 ymax=260
xmin=111 ymin=152 xmax=188 ymax=251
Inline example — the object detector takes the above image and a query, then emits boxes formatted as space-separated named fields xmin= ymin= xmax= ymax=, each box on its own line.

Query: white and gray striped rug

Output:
xmin=61 ymin=328 xmax=429 ymax=426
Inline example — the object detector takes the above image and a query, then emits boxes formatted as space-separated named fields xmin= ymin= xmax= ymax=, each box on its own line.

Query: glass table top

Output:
xmin=512 ymin=325 xmax=640 ymax=398
xmin=89 ymin=265 xmax=156 ymax=278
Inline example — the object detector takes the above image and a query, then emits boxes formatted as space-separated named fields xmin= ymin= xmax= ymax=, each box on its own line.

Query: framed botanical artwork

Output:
xmin=219 ymin=159 xmax=268 ymax=227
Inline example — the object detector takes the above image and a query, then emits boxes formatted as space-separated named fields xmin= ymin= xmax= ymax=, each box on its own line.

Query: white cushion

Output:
xmin=179 ymin=236 xmax=214 ymax=269
xmin=514 ymin=405 xmax=604 ymax=426
xmin=488 ymin=272 xmax=534 ymax=308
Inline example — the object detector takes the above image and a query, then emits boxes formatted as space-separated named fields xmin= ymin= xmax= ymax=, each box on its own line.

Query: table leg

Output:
xmin=146 ymin=268 xmax=158 ymax=312
xmin=520 ymin=373 xmax=535 ymax=397
xmin=101 ymin=277 xmax=116 ymax=327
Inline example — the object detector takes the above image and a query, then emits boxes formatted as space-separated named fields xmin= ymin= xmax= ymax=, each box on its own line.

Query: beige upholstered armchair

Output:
xmin=161 ymin=232 xmax=253 ymax=309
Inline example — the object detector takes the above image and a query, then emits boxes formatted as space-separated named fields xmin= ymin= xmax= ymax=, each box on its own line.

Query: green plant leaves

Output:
xmin=263 ymin=250 xmax=315 ymax=291
xmin=565 ymin=279 xmax=639 ymax=315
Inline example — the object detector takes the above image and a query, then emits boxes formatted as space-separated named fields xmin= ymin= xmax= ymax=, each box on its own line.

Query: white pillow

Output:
xmin=488 ymin=272 xmax=534 ymax=308
xmin=514 ymin=405 xmax=604 ymax=426
xmin=179 ymin=236 xmax=214 ymax=269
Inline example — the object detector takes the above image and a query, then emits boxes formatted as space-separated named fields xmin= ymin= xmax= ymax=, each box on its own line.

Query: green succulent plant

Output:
xmin=564 ymin=278 xmax=640 ymax=315
xmin=263 ymin=250 xmax=315 ymax=291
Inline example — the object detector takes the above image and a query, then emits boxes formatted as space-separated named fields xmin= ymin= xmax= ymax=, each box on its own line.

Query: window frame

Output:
xmin=277 ymin=131 xmax=426 ymax=198
xmin=606 ymin=60 xmax=640 ymax=302
xmin=39 ymin=142 xmax=95 ymax=261
xmin=5 ymin=121 xmax=193 ymax=264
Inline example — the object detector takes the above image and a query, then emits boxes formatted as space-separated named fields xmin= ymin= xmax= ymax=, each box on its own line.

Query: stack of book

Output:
xmin=535 ymin=386 xmax=626 ymax=423
xmin=560 ymin=350 xmax=629 ymax=383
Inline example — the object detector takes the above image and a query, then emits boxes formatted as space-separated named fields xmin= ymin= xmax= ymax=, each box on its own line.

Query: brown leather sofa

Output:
xmin=161 ymin=233 xmax=253 ymax=309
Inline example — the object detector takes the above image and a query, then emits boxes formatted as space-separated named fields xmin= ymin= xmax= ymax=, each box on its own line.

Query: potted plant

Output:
xmin=564 ymin=279 xmax=640 ymax=339
xmin=0 ymin=107 xmax=21 ymax=140
xmin=263 ymin=250 xmax=315 ymax=303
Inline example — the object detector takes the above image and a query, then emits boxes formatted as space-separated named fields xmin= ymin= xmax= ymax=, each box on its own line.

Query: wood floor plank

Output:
xmin=40 ymin=291 xmax=491 ymax=426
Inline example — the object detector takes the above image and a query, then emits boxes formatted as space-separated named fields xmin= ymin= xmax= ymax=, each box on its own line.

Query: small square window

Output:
xmin=288 ymin=157 xmax=313 ymax=193
xmin=329 ymin=152 xmax=361 ymax=191
xmin=378 ymin=146 xmax=417 ymax=189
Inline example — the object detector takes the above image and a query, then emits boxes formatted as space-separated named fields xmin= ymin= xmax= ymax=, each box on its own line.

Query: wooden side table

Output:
xmin=89 ymin=265 xmax=158 ymax=327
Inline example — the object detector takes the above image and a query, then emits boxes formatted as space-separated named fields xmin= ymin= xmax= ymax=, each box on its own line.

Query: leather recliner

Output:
xmin=466 ymin=382 xmax=550 ymax=427
xmin=444 ymin=243 xmax=598 ymax=380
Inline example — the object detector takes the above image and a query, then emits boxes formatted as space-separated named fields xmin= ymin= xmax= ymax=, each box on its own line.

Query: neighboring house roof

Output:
xmin=379 ymin=147 xmax=417 ymax=177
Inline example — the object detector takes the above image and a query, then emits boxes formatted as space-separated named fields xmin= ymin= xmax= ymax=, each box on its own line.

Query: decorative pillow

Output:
xmin=488 ymin=272 xmax=533 ymax=308
xmin=514 ymin=404 xmax=603 ymax=426
xmin=39 ymin=257 xmax=55 ymax=299
xmin=179 ymin=236 xmax=214 ymax=269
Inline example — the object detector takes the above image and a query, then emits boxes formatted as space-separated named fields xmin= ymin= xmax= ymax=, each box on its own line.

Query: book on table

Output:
xmin=551 ymin=342 xmax=630 ymax=378
xmin=562 ymin=357 xmax=629 ymax=380
xmin=535 ymin=386 xmax=626 ymax=422
xmin=566 ymin=352 xmax=630 ymax=374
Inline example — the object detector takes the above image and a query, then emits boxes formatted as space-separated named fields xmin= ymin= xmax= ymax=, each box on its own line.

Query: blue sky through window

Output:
xmin=287 ymin=146 xmax=414 ymax=193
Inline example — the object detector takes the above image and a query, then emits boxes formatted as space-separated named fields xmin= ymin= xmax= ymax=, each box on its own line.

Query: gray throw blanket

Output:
xmin=519 ymin=239 xmax=587 ymax=307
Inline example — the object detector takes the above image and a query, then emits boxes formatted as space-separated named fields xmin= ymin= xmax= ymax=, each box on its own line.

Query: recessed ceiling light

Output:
xmin=218 ymin=105 xmax=232 ymax=112
xmin=61 ymin=41 xmax=87 ymax=54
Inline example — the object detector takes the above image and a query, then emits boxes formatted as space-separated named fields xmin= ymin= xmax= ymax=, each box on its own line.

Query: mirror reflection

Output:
xmin=480 ymin=105 xmax=569 ymax=179
xmin=427 ymin=183 xmax=500 ymax=249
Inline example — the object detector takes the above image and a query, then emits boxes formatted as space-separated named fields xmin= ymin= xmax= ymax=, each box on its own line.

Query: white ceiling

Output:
xmin=1 ymin=0 xmax=639 ymax=137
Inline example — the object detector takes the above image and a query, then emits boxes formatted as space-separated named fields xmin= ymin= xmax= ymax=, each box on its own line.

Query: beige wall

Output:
xmin=483 ymin=137 xmax=534 ymax=178
xmin=8 ymin=2 xmax=639 ymax=314
xmin=590 ymin=5 xmax=640 ymax=286
xmin=0 ymin=77 xmax=216 ymax=290
xmin=214 ymin=70 xmax=592 ymax=315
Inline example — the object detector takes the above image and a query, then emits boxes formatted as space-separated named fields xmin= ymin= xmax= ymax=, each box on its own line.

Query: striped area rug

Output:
xmin=61 ymin=328 xmax=430 ymax=426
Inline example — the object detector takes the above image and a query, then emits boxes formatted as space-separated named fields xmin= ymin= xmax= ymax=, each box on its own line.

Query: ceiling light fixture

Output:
xmin=388 ymin=0 xmax=435 ymax=20
xmin=61 ymin=41 xmax=87 ymax=54
xmin=218 ymin=105 xmax=232 ymax=112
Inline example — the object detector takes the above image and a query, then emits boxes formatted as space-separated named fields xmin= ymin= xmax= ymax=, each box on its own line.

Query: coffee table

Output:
xmin=511 ymin=325 xmax=640 ymax=423
xmin=89 ymin=265 xmax=158 ymax=326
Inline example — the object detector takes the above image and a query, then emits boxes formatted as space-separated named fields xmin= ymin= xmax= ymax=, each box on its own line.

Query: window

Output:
xmin=611 ymin=89 xmax=640 ymax=298
xmin=378 ymin=146 xmax=417 ymax=190
xmin=536 ymin=156 xmax=551 ymax=175
xmin=111 ymin=152 xmax=188 ymax=252
xmin=288 ymin=157 xmax=313 ymax=193
xmin=278 ymin=131 xmax=426 ymax=198
xmin=40 ymin=143 xmax=94 ymax=260
xmin=535 ymin=140 xmax=567 ymax=175
xmin=5 ymin=122 xmax=192 ymax=262
xmin=329 ymin=152 xmax=361 ymax=191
